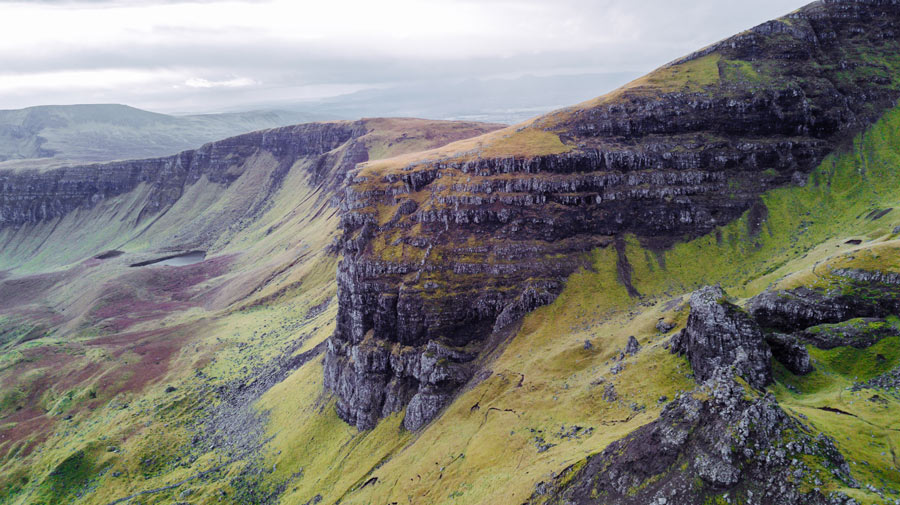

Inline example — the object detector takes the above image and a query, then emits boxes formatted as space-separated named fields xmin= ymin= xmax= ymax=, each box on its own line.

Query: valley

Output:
xmin=2 ymin=1 xmax=900 ymax=504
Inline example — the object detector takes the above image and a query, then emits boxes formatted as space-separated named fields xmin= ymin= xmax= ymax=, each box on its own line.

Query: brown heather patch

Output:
xmin=0 ymin=271 xmax=67 ymax=309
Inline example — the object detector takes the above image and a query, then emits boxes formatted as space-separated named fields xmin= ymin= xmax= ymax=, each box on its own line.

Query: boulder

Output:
xmin=526 ymin=369 xmax=853 ymax=505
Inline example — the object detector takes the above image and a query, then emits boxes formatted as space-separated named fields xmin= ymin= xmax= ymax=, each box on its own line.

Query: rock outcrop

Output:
xmin=676 ymin=266 xmax=900 ymax=382
xmin=765 ymin=333 xmax=815 ymax=376
xmin=749 ymin=268 xmax=900 ymax=334
xmin=671 ymin=286 xmax=773 ymax=389
xmin=749 ymin=287 xmax=900 ymax=333
xmin=326 ymin=0 xmax=900 ymax=430
xmin=0 ymin=119 xmax=501 ymax=235
xmin=749 ymin=268 xmax=900 ymax=352
xmin=527 ymin=370 xmax=855 ymax=505
xmin=0 ymin=119 xmax=501 ymax=265
xmin=799 ymin=318 xmax=900 ymax=349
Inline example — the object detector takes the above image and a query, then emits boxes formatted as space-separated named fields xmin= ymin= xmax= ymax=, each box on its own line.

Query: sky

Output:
xmin=0 ymin=0 xmax=813 ymax=114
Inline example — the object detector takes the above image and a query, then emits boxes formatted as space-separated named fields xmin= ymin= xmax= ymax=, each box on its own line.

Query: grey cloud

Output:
xmin=0 ymin=0 xmax=813 ymax=113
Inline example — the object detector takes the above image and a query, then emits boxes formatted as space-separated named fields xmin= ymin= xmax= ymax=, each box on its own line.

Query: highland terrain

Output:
xmin=3 ymin=1 xmax=900 ymax=504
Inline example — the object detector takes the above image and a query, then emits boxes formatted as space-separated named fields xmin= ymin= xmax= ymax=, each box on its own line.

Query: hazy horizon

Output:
xmin=1 ymin=0 xmax=812 ymax=114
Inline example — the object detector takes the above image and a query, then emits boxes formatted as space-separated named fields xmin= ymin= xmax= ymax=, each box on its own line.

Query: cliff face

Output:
xmin=0 ymin=119 xmax=502 ymax=258
xmin=326 ymin=0 xmax=900 ymax=430
xmin=0 ymin=123 xmax=359 ymax=229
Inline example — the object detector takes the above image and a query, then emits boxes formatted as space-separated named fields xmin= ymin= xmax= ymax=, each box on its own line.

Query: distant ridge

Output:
xmin=0 ymin=103 xmax=321 ymax=168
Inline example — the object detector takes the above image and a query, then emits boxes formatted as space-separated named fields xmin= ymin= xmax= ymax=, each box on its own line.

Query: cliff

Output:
xmin=326 ymin=0 xmax=900 ymax=430
xmin=0 ymin=122 xmax=359 ymax=228
xmin=0 ymin=118 xmax=502 ymax=264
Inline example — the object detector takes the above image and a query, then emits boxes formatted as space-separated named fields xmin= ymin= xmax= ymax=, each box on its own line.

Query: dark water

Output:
xmin=130 ymin=251 xmax=206 ymax=267
xmin=95 ymin=250 xmax=124 ymax=260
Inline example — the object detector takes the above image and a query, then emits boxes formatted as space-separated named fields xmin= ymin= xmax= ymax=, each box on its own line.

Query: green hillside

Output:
xmin=3 ymin=1 xmax=900 ymax=505
xmin=0 ymin=104 xmax=318 ymax=168
xmin=4 ymin=97 xmax=900 ymax=505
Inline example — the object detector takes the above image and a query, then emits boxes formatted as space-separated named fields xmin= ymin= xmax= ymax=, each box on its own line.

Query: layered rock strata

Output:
xmin=0 ymin=119 xmax=500 ymax=235
xmin=327 ymin=0 xmax=900 ymax=430
xmin=750 ymin=270 xmax=900 ymax=333
xmin=0 ymin=123 xmax=363 ymax=229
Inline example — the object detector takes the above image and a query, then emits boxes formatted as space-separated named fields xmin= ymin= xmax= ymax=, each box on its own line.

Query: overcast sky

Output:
xmin=0 ymin=0 xmax=812 ymax=114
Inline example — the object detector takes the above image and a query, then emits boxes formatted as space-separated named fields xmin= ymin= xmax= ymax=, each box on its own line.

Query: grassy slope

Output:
xmin=42 ymin=102 xmax=899 ymax=505
xmin=3 ymin=102 xmax=900 ymax=504
xmin=266 ymin=103 xmax=900 ymax=505
xmin=0 ymin=104 xmax=317 ymax=167
xmin=0 ymin=119 xmax=502 ymax=505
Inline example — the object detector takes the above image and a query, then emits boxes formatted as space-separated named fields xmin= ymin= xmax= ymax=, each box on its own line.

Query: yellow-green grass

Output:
xmin=2 ymin=119 xmax=493 ymax=504
xmin=330 ymin=103 xmax=900 ymax=503
xmin=7 ymin=101 xmax=900 ymax=505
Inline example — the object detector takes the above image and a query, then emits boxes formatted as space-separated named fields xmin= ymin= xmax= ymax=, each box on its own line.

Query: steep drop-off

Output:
xmin=6 ymin=2 xmax=900 ymax=505
xmin=0 ymin=117 xmax=501 ymax=505
xmin=326 ymin=0 xmax=900 ymax=431
xmin=0 ymin=118 xmax=502 ymax=269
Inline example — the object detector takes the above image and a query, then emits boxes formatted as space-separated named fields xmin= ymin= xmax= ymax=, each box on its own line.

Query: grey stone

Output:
xmin=671 ymin=286 xmax=772 ymax=389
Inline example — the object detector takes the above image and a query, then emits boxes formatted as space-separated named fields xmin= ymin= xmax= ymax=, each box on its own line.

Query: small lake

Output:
xmin=130 ymin=251 xmax=206 ymax=268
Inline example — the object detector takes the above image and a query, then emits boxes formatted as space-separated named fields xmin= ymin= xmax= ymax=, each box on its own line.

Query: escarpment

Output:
xmin=0 ymin=122 xmax=362 ymax=229
xmin=0 ymin=119 xmax=501 ymax=257
xmin=326 ymin=0 xmax=900 ymax=431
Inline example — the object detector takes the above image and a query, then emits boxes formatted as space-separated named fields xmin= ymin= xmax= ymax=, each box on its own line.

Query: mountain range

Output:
xmin=0 ymin=105 xmax=318 ymax=169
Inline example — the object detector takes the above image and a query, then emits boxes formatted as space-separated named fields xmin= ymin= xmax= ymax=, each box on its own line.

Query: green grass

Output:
xmin=0 ymin=117 xmax=503 ymax=505
xmin=4 ymin=79 xmax=900 ymax=505
xmin=331 ymin=102 xmax=900 ymax=504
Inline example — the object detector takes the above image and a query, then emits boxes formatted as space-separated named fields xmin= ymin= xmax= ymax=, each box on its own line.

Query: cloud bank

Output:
xmin=0 ymin=0 xmax=811 ymax=113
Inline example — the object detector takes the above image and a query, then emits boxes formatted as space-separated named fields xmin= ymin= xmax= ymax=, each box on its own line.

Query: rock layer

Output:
xmin=0 ymin=119 xmax=501 ymax=236
xmin=671 ymin=286 xmax=773 ymax=389
xmin=0 ymin=122 xmax=363 ymax=229
xmin=755 ymin=265 xmax=900 ymax=323
xmin=327 ymin=0 xmax=900 ymax=430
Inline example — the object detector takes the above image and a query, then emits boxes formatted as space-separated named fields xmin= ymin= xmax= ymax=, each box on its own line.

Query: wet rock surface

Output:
xmin=671 ymin=286 xmax=773 ymax=389
xmin=327 ymin=0 xmax=900 ymax=430
xmin=527 ymin=370 xmax=855 ymax=505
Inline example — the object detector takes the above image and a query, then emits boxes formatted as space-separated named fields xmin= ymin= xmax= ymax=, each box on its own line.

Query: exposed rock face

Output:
xmin=671 ymin=286 xmax=773 ymax=389
xmin=325 ymin=336 xmax=478 ymax=431
xmin=327 ymin=0 xmax=900 ymax=430
xmin=765 ymin=333 xmax=814 ymax=376
xmin=527 ymin=370 xmax=854 ymax=505
xmin=0 ymin=123 xmax=365 ymax=230
xmin=750 ymin=268 xmax=900 ymax=333
xmin=0 ymin=119 xmax=501 ymax=237
xmin=749 ymin=286 xmax=899 ymax=333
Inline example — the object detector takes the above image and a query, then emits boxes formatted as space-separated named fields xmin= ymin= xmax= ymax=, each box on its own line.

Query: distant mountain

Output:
xmin=0 ymin=104 xmax=321 ymax=167
xmin=6 ymin=2 xmax=900 ymax=505
xmin=0 ymin=74 xmax=639 ymax=169
xmin=285 ymin=72 xmax=642 ymax=125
